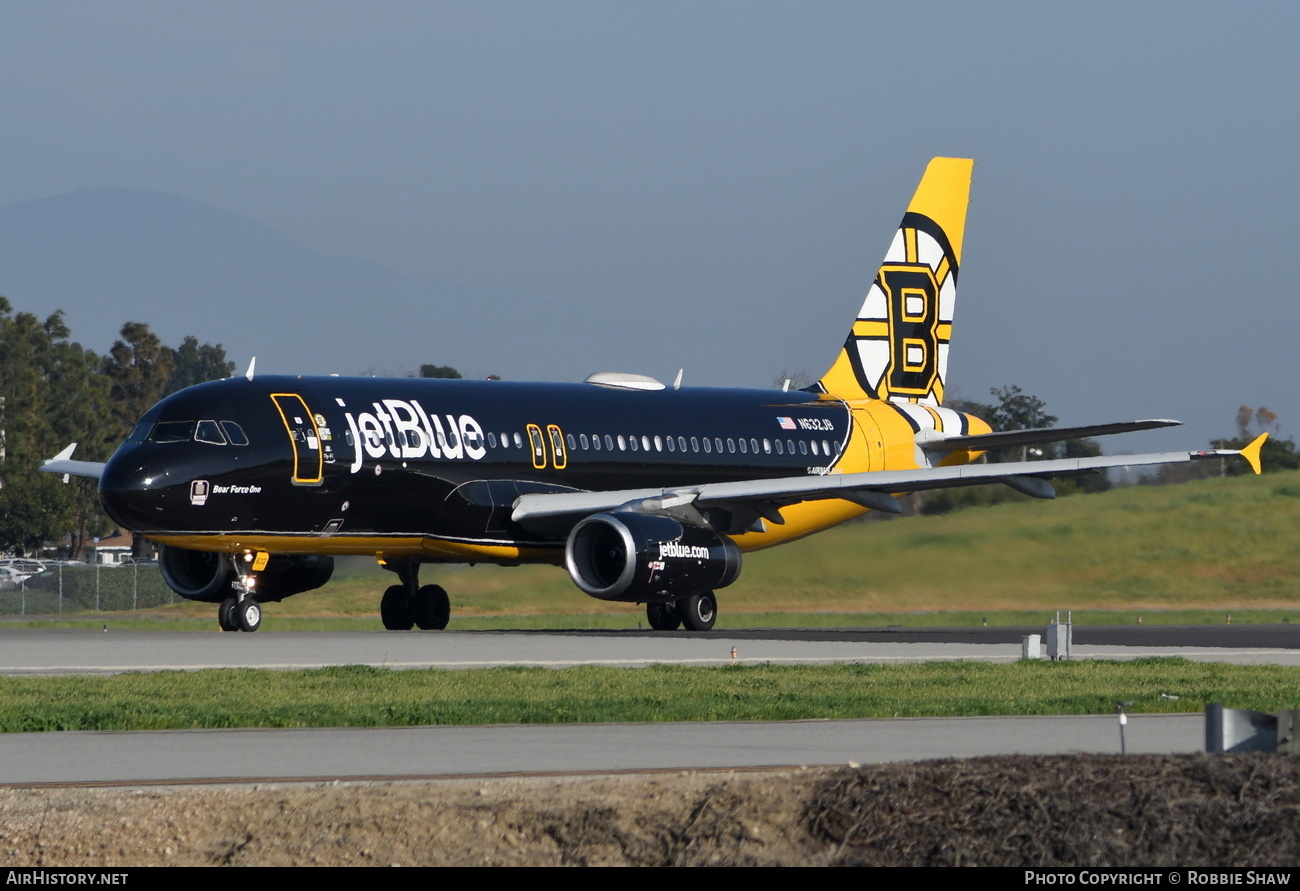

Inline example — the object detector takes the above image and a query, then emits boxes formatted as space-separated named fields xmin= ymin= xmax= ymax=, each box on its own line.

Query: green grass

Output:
xmin=0 ymin=659 xmax=1294 ymax=732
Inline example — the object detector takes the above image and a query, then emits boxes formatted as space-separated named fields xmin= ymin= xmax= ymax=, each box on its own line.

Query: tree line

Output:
xmin=0 ymin=298 xmax=233 ymax=557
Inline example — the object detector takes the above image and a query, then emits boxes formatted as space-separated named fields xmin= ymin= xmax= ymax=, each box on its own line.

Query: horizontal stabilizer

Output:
xmin=919 ymin=419 xmax=1181 ymax=454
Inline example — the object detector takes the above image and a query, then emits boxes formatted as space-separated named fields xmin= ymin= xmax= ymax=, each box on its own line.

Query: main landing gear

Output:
xmin=380 ymin=561 xmax=450 ymax=631
xmin=645 ymin=591 xmax=718 ymax=632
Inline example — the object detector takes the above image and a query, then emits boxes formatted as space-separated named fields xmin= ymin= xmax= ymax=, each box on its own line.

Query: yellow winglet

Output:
xmin=1241 ymin=432 xmax=1268 ymax=475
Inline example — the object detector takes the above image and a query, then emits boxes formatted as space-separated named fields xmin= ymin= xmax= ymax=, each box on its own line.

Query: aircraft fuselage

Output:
xmin=100 ymin=375 xmax=926 ymax=564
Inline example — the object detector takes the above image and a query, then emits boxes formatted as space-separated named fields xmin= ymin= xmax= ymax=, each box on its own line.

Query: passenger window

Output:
xmin=666 ymin=436 xmax=675 ymax=452
xmin=488 ymin=432 xmax=497 ymax=448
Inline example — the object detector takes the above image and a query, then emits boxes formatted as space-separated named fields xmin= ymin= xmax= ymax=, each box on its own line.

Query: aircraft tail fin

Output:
xmin=814 ymin=157 xmax=973 ymax=405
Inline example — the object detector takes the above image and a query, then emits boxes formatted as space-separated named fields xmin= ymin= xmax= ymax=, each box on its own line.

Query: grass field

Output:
xmin=1 ymin=658 xmax=1296 ymax=732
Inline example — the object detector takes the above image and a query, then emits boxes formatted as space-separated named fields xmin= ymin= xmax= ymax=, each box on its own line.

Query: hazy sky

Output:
xmin=1 ymin=1 xmax=1296 ymax=452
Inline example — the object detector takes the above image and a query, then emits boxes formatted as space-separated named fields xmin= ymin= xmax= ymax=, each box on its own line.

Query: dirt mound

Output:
xmin=3 ymin=754 xmax=1298 ymax=866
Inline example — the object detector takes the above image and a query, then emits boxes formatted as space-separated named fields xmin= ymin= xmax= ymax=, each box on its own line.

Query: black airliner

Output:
xmin=42 ymin=158 xmax=1264 ymax=632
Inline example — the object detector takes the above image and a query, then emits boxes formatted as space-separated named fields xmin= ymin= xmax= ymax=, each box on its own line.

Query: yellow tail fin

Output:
xmin=815 ymin=157 xmax=973 ymax=405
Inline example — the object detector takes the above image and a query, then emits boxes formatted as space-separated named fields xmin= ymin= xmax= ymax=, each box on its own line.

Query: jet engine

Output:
xmin=157 ymin=544 xmax=236 ymax=603
xmin=158 ymin=544 xmax=334 ymax=603
xmin=253 ymin=555 xmax=334 ymax=601
xmin=564 ymin=512 xmax=741 ymax=602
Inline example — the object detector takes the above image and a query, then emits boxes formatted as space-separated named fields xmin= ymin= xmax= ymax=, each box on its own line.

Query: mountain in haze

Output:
xmin=0 ymin=189 xmax=529 ymax=377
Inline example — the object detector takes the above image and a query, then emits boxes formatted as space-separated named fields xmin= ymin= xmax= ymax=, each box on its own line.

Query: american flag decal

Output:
xmin=777 ymin=417 xmax=796 ymax=430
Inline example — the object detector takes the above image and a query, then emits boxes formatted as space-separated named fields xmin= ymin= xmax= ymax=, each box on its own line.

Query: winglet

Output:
xmin=1241 ymin=432 xmax=1268 ymax=475
xmin=48 ymin=443 xmax=78 ymax=463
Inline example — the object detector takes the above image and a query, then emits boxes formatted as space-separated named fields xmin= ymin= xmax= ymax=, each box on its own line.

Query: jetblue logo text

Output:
xmin=343 ymin=399 xmax=486 ymax=473
xmin=659 ymin=541 xmax=710 ymax=560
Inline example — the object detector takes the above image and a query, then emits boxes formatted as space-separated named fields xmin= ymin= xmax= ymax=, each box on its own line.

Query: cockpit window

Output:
xmin=127 ymin=420 xmax=153 ymax=443
xmin=221 ymin=421 xmax=249 ymax=446
xmin=146 ymin=419 xmax=251 ymax=446
xmin=149 ymin=421 xmax=195 ymax=443
xmin=195 ymin=420 xmax=227 ymax=445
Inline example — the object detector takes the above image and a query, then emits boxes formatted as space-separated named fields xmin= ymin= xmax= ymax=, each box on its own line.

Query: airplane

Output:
xmin=41 ymin=157 xmax=1266 ymax=633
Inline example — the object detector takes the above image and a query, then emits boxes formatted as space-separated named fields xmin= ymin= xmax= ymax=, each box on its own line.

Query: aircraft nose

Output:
xmin=98 ymin=446 xmax=172 ymax=531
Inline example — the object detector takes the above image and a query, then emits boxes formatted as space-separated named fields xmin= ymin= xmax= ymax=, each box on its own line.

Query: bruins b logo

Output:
xmin=843 ymin=212 xmax=957 ymax=405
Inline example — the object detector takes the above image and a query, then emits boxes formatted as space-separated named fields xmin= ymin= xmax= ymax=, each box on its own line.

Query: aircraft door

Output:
xmin=271 ymin=393 xmax=324 ymax=485
xmin=526 ymin=424 xmax=547 ymax=469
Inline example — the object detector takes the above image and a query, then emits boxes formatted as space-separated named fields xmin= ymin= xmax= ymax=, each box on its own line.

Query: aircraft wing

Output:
xmin=511 ymin=435 xmax=1266 ymax=529
xmin=40 ymin=444 xmax=107 ymax=482
xmin=918 ymin=419 xmax=1181 ymax=453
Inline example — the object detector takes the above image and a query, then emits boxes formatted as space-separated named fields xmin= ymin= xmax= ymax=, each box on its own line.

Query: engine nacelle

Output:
xmin=158 ymin=545 xmax=334 ymax=603
xmin=158 ymin=544 xmax=236 ymax=603
xmin=564 ymin=512 xmax=741 ymax=603
xmin=254 ymin=555 xmax=334 ymax=601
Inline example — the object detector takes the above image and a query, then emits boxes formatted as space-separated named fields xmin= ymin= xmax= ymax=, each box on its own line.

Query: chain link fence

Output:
xmin=0 ymin=563 xmax=177 ymax=615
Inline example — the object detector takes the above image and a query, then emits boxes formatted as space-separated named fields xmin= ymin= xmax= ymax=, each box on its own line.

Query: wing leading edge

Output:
xmin=511 ymin=434 xmax=1268 ymax=529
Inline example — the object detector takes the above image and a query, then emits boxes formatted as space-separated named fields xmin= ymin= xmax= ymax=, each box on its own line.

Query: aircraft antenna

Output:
xmin=245 ymin=357 xmax=256 ymax=381
xmin=673 ymin=369 xmax=683 ymax=390
xmin=782 ymin=379 xmax=791 ymax=392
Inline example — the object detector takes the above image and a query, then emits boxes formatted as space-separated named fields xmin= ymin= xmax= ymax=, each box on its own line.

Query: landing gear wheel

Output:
xmin=646 ymin=601 xmax=682 ymax=631
xmin=236 ymin=599 xmax=262 ymax=633
xmin=381 ymin=584 xmax=414 ymax=630
xmin=218 ymin=597 xmax=238 ymax=632
xmin=412 ymin=584 xmax=451 ymax=630
xmin=679 ymin=591 xmax=717 ymax=632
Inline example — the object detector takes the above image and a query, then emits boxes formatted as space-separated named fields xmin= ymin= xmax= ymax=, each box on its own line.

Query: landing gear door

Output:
xmin=271 ymin=393 xmax=324 ymax=485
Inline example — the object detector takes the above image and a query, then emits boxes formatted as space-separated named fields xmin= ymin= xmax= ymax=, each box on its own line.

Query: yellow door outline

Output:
xmin=526 ymin=424 xmax=547 ymax=469
xmin=271 ymin=393 xmax=324 ymax=485
xmin=547 ymin=424 xmax=567 ymax=469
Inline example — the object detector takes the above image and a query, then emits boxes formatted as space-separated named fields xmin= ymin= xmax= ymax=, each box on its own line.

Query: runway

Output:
xmin=3 ymin=625 xmax=1300 ymax=675
xmin=0 ymin=714 xmax=1203 ymax=786
xmin=0 ymin=625 xmax=1286 ymax=786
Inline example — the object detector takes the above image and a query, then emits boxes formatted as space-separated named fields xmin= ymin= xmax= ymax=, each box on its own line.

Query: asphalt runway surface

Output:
xmin=0 ymin=625 xmax=1289 ymax=785
xmin=2 ymin=624 xmax=1299 ymax=675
